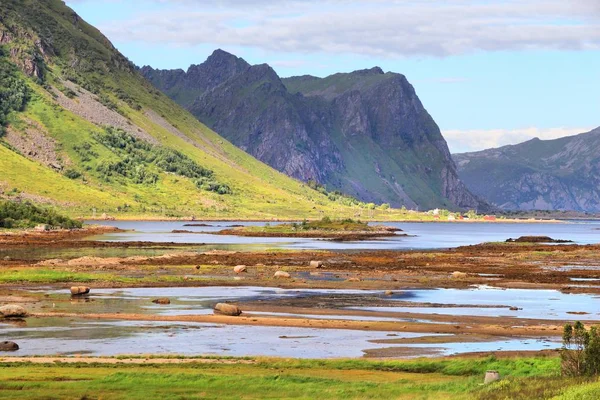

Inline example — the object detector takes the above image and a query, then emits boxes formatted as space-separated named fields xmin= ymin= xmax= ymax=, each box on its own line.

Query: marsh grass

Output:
xmin=0 ymin=356 xmax=584 ymax=400
xmin=0 ymin=267 xmax=205 ymax=284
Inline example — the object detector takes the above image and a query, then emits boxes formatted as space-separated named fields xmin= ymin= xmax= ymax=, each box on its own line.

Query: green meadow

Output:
xmin=0 ymin=356 xmax=598 ymax=399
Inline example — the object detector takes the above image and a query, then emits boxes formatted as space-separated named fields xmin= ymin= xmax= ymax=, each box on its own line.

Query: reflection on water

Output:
xmin=0 ymin=285 xmax=579 ymax=358
xmin=4 ymin=220 xmax=598 ymax=260
xmin=353 ymin=285 xmax=600 ymax=321
xmin=84 ymin=220 xmax=600 ymax=251
xmin=0 ymin=317 xmax=559 ymax=359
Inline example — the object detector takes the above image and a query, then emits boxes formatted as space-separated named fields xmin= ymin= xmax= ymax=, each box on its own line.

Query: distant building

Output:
xmin=448 ymin=215 xmax=456 ymax=221
xmin=483 ymin=215 xmax=497 ymax=221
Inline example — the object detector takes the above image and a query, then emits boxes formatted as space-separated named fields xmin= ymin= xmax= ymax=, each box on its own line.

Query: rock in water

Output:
xmin=234 ymin=265 xmax=247 ymax=274
xmin=310 ymin=261 xmax=324 ymax=269
xmin=70 ymin=286 xmax=90 ymax=296
xmin=0 ymin=341 xmax=19 ymax=351
xmin=0 ymin=305 xmax=28 ymax=318
xmin=274 ymin=271 xmax=291 ymax=279
xmin=152 ymin=298 xmax=171 ymax=305
xmin=214 ymin=303 xmax=242 ymax=316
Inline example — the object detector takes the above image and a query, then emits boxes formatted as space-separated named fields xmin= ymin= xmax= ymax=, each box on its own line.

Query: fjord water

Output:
xmin=85 ymin=220 xmax=600 ymax=250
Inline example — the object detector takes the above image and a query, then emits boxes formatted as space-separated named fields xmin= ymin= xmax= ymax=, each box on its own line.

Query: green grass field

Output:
xmin=0 ymin=356 xmax=597 ymax=399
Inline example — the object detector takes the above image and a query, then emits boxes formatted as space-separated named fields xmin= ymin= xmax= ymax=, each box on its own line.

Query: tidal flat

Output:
xmin=2 ymin=220 xmax=600 ymax=398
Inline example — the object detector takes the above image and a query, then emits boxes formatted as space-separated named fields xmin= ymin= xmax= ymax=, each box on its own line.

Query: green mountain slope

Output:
xmin=142 ymin=51 xmax=489 ymax=211
xmin=0 ymin=0 xmax=382 ymax=220
xmin=454 ymin=127 xmax=600 ymax=211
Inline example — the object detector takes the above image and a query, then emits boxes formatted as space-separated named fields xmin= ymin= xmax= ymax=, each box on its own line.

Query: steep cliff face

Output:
xmin=142 ymin=50 xmax=487 ymax=210
xmin=454 ymin=127 xmax=600 ymax=211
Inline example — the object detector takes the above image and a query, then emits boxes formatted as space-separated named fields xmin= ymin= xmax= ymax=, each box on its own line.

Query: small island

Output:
xmin=214 ymin=217 xmax=404 ymax=241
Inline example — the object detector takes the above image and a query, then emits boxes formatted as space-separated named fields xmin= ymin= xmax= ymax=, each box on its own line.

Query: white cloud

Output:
xmin=93 ymin=0 xmax=600 ymax=58
xmin=445 ymin=126 xmax=596 ymax=154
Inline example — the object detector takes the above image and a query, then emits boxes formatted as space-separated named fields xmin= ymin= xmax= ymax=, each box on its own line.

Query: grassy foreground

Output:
xmin=0 ymin=356 xmax=599 ymax=399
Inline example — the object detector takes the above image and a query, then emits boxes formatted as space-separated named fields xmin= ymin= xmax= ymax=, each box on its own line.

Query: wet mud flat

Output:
xmin=1 ymin=227 xmax=600 ymax=360
xmin=6 ymin=239 xmax=600 ymax=293
xmin=0 ymin=285 xmax=590 ymax=358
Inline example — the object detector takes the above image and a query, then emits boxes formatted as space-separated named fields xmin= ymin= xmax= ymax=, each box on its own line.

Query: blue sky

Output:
xmin=66 ymin=0 xmax=599 ymax=153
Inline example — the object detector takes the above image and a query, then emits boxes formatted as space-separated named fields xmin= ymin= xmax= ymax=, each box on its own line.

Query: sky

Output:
xmin=65 ymin=0 xmax=599 ymax=153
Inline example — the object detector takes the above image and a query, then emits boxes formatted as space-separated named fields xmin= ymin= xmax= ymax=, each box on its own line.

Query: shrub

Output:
xmin=562 ymin=322 xmax=600 ymax=376
xmin=94 ymin=127 xmax=231 ymax=194
xmin=0 ymin=46 xmax=30 ymax=136
xmin=64 ymin=169 xmax=82 ymax=179
xmin=0 ymin=200 xmax=82 ymax=229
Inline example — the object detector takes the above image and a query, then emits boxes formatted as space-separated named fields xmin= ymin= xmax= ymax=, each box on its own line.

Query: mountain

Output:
xmin=454 ymin=127 xmax=600 ymax=211
xmin=141 ymin=51 xmax=487 ymax=211
xmin=0 ymin=0 xmax=371 ymax=219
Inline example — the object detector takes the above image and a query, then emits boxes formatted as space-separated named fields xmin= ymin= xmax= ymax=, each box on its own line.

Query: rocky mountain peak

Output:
xmin=142 ymin=50 xmax=489 ymax=211
xmin=201 ymin=48 xmax=250 ymax=72
xmin=352 ymin=66 xmax=384 ymax=75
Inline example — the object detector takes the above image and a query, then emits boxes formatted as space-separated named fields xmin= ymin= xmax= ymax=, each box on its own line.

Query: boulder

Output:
xmin=70 ymin=286 xmax=90 ymax=296
xmin=484 ymin=370 xmax=501 ymax=384
xmin=0 ymin=304 xmax=28 ymax=318
xmin=310 ymin=261 xmax=324 ymax=269
xmin=34 ymin=224 xmax=50 ymax=232
xmin=234 ymin=265 xmax=247 ymax=274
xmin=346 ymin=277 xmax=361 ymax=282
xmin=451 ymin=271 xmax=467 ymax=279
xmin=214 ymin=303 xmax=242 ymax=316
xmin=384 ymin=290 xmax=394 ymax=296
xmin=274 ymin=271 xmax=291 ymax=279
xmin=0 ymin=341 xmax=19 ymax=351
xmin=152 ymin=298 xmax=171 ymax=305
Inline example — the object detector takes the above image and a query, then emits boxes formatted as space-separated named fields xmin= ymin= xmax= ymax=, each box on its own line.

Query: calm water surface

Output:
xmin=84 ymin=220 xmax=600 ymax=251
xmin=1 ymin=286 xmax=567 ymax=358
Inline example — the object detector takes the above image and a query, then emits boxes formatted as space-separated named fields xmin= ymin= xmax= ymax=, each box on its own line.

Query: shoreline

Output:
xmin=81 ymin=217 xmax=569 ymax=224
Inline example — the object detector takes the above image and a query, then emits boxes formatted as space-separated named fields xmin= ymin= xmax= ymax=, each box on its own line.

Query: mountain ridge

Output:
xmin=454 ymin=127 xmax=600 ymax=211
xmin=142 ymin=49 xmax=488 ymax=211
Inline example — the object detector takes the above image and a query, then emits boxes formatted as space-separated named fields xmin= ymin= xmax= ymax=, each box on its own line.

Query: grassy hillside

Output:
xmin=0 ymin=0 xmax=435 ymax=220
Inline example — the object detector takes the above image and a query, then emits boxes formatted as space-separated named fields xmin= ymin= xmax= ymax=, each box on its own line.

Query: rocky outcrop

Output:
xmin=454 ymin=127 xmax=600 ymax=211
xmin=142 ymin=50 xmax=487 ymax=210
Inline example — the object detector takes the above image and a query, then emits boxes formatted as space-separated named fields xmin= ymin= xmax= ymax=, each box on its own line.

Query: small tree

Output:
xmin=562 ymin=322 xmax=600 ymax=376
